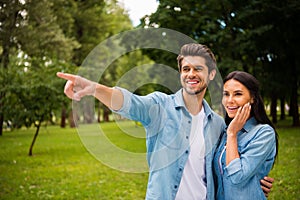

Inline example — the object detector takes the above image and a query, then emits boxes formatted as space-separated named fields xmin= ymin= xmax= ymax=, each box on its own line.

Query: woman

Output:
xmin=213 ymin=71 xmax=278 ymax=199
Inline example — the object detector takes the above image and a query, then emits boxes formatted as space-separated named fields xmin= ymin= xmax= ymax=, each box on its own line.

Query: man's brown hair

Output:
xmin=177 ymin=43 xmax=217 ymax=72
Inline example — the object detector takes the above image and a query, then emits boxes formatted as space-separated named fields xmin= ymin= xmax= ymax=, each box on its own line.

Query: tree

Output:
xmin=69 ymin=0 xmax=133 ymax=124
xmin=0 ymin=0 xmax=25 ymax=135
xmin=145 ymin=0 xmax=300 ymax=126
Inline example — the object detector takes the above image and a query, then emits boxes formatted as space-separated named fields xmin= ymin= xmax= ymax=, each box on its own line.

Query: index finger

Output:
xmin=56 ymin=72 xmax=77 ymax=82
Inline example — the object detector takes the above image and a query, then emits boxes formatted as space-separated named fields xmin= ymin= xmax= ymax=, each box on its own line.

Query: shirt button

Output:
xmin=174 ymin=185 xmax=178 ymax=189
xmin=186 ymin=136 xmax=189 ymax=139
xmin=185 ymin=150 xmax=189 ymax=154
xmin=188 ymin=121 xmax=191 ymax=124
xmin=179 ymin=168 xmax=183 ymax=172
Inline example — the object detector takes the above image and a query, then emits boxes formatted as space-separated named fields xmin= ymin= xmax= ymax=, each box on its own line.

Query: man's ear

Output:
xmin=209 ymin=69 xmax=216 ymax=81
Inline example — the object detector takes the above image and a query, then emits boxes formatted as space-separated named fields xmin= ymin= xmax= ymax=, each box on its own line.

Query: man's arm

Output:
xmin=261 ymin=176 xmax=274 ymax=197
xmin=56 ymin=72 xmax=123 ymax=110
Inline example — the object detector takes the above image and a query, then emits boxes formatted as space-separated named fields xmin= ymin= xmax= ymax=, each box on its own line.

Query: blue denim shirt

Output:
xmin=213 ymin=117 xmax=276 ymax=200
xmin=114 ymin=88 xmax=225 ymax=200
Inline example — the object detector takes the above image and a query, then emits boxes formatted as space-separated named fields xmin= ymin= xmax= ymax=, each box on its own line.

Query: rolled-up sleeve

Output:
xmin=112 ymin=87 xmax=132 ymax=117
xmin=225 ymin=158 xmax=241 ymax=175
xmin=112 ymin=87 xmax=160 ymax=127
xmin=224 ymin=125 xmax=276 ymax=185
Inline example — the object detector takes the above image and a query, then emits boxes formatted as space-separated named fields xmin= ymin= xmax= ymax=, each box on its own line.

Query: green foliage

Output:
xmin=0 ymin=0 xmax=135 ymax=131
xmin=19 ymin=0 xmax=80 ymax=60
xmin=72 ymin=0 xmax=132 ymax=66
xmin=3 ymin=57 xmax=65 ymax=129
xmin=145 ymin=0 xmax=300 ymax=125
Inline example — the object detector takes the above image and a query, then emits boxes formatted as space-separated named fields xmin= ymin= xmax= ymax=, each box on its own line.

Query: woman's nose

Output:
xmin=227 ymin=95 xmax=233 ymax=102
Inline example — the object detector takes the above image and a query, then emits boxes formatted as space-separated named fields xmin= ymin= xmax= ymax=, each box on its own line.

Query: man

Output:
xmin=57 ymin=43 xmax=273 ymax=199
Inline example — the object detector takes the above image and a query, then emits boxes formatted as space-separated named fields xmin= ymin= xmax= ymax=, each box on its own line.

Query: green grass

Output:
xmin=0 ymin=121 xmax=148 ymax=200
xmin=0 ymin=119 xmax=299 ymax=199
xmin=268 ymin=122 xmax=300 ymax=200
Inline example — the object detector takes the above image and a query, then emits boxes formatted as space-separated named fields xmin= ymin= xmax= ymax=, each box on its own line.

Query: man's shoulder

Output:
xmin=146 ymin=91 xmax=176 ymax=100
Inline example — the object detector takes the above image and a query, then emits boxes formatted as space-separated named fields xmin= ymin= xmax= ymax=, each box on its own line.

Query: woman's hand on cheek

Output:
xmin=227 ymin=102 xmax=251 ymax=136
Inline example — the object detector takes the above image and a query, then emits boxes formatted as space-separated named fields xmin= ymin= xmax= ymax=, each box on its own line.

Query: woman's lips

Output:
xmin=227 ymin=106 xmax=240 ymax=112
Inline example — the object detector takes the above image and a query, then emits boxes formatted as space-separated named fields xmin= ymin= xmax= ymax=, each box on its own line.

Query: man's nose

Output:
xmin=188 ymin=69 xmax=196 ymax=76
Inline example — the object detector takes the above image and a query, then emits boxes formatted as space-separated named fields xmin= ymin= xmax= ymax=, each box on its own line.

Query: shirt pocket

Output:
xmin=158 ymin=120 xmax=184 ymax=150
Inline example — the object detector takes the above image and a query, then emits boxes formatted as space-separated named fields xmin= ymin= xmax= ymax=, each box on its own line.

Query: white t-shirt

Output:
xmin=175 ymin=108 xmax=206 ymax=200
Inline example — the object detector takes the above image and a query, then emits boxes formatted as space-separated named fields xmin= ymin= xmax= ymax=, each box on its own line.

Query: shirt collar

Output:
xmin=174 ymin=89 xmax=186 ymax=107
xmin=174 ymin=89 xmax=213 ymax=118
xmin=243 ymin=117 xmax=258 ymax=132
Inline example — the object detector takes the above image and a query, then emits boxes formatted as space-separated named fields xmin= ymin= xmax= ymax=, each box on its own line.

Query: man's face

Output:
xmin=180 ymin=56 xmax=214 ymax=96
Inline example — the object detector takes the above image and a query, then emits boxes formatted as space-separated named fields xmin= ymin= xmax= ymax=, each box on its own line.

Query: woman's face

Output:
xmin=222 ymin=79 xmax=253 ymax=118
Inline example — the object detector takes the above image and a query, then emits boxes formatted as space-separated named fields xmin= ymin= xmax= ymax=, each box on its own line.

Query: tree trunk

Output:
xmin=69 ymin=109 xmax=76 ymax=128
xmin=270 ymin=95 xmax=277 ymax=124
xmin=290 ymin=83 xmax=299 ymax=126
xmin=0 ymin=0 xmax=18 ymax=136
xmin=29 ymin=120 xmax=42 ymax=156
xmin=103 ymin=106 xmax=110 ymax=122
xmin=97 ymin=102 xmax=101 ymax=123
xmin=0 ymin=112 xmax=3 ymax=136
xmin=60 ymin=105 xmax=66 ymax=128
xmin=83 ymin=98 xmax=94 ymax=124
xmin=280 ymin=97 xmax=285 ymax=120
xmin=290 ymin=56 xmax=300 ymax=126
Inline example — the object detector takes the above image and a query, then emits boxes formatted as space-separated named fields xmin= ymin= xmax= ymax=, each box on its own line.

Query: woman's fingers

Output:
xmin=242 ymin=102 xmax=251 ymax=121
xmin=237 ymin=102 xmax=251 ymax=122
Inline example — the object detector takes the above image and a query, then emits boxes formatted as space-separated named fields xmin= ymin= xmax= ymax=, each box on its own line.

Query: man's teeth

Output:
xmin=187 ymin=81 xmax=198 ymax=84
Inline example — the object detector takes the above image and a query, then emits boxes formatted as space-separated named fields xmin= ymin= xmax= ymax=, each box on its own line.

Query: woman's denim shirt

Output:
xmin=114 ymin=87 xmax=225 ymax=200
xmin=213 ymin=117 xmax=276 ymax=200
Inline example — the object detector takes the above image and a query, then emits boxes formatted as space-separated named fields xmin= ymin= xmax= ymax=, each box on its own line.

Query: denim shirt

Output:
xmin=213 ymin=117 xmax=276 ymax=200
xmin=114 ymin=87 xmax=225 ymax=200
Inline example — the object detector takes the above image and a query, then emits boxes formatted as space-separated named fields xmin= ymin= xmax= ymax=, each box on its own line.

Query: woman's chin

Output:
xmin=227 ymin=113 xmax=236 ymax=118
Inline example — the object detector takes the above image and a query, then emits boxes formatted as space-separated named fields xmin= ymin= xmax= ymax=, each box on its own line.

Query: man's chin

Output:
xmin=184 ymin=88 xmax=206 ymax=95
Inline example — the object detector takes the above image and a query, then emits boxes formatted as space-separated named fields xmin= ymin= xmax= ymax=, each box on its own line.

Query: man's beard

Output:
xmin=184 ymin=83 xmax=208 ymax=95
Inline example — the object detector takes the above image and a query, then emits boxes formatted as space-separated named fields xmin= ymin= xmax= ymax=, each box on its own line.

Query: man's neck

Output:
xmin=183 ymin=90 xmax=205 ymax=115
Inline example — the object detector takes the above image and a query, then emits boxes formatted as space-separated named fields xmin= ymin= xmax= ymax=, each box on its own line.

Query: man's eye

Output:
xmin=235 ymin=93 xmax=242 ymax=96
xmin=223 ymin=92 xmax=229 ymax=96
xmin=195 ymin=67 xmax=203 ymax=71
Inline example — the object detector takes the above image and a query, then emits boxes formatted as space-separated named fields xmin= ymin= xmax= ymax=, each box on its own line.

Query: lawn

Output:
xmin=0 ymin=120 xmax=299 ymax=199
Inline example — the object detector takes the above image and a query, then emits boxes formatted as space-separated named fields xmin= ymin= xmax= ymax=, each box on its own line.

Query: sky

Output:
xmin=118 ymin=0 xmax=159 ymax=26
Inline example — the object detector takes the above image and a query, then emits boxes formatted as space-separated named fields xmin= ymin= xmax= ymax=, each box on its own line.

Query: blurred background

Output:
xmin=0 ymin=0 xmax=299 ymax=199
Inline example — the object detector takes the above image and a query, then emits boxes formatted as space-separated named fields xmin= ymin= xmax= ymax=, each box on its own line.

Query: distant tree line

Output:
xmin=0 ymin=0 xmax=299 ymax=144
xmin=140 ymin=0 xmax=299 ymax=126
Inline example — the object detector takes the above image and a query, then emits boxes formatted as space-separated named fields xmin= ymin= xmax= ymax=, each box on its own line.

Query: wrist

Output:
xmin=227 ymin=131 xmax=237 ymax=138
